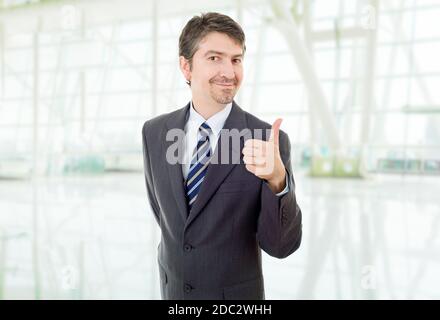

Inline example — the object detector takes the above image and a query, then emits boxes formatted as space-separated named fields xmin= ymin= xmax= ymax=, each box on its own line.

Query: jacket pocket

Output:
xmin=222 ymin=276 xmax=264 ymax=300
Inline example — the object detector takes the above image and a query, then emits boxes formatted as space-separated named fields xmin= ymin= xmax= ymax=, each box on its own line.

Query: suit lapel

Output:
xmin=165 ymin=102 xmax=190 ymax=222
xmin=185 ymin=101 xmax=248 ymax=229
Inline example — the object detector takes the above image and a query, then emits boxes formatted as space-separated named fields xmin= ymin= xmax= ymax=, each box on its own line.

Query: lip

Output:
xmin=213 ymin=83 xmax=235 ymax=87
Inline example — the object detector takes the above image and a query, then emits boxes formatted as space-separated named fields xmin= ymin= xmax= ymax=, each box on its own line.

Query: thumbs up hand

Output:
xmin=242 ymin=118 xmax=287 ymax=194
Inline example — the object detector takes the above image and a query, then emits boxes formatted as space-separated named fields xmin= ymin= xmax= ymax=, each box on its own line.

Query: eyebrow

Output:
xmin=204 ymin=50 xmax=243 ymax=58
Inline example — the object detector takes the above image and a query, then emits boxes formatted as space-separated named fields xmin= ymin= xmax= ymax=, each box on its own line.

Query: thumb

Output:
xmin=269 ymin=118 xmax=282 ymax=146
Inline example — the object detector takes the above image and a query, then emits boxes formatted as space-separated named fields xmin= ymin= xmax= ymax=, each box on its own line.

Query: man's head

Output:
xmin=178 ymin=12 xmax=246 ymax=106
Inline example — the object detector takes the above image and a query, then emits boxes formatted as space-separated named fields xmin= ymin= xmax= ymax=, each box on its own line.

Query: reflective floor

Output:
xmin=0 ymin=171 xmax=439 ymax=299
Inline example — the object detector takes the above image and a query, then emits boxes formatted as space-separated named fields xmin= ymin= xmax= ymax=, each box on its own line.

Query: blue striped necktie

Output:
xmin=185 ymin=122 xmax=213 ymax=211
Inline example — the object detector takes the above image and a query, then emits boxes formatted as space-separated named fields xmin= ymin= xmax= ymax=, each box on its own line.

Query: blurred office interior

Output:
xmin=0 ymin=0 xmax=439 ymax=299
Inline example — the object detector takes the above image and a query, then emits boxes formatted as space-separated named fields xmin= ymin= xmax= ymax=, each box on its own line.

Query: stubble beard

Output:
xmin=210 ymin=87 xmax=236 ymax=104
xmin=209 ymin=78 xmax=239 ymax=104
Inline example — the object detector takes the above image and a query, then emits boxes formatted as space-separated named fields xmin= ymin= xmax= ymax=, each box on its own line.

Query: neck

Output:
xmin=192 ymin=96 xmax=227 ymax=120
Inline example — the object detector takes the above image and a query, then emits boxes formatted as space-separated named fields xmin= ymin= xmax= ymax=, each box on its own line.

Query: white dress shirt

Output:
xmin=182 ymin=101 xmax=289 ymax=196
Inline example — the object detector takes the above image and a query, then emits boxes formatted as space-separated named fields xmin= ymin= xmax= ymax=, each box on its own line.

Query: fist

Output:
xmin=242 ymin=118 xmax=286 ymax=194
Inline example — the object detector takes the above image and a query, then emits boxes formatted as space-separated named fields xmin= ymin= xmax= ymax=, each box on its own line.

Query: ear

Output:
xmin=179 ymin=56 xmax=192 ymax=84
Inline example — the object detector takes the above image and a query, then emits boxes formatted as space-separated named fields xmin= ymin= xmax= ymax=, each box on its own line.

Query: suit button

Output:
xmin=184 ymin=244 xmax=192 ymax=252
xmin=184 ymin=284 xmax=193 ymax=293
xmin=282 ymin=207 xmax=288 ymax=214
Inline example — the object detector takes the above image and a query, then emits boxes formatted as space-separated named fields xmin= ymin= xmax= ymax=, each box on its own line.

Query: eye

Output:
xmin=209 ymin=56 xmax=219 ymax=61
xmin=233 ymin=58 xmax=242 ymax=64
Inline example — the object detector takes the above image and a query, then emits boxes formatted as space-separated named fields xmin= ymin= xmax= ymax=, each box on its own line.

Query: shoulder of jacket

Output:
xmin=142 ymin=107 xmax=183 ymax=137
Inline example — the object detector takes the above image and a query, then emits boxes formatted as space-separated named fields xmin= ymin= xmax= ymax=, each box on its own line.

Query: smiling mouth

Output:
xmin=213 ymin=83 xmax=235 ymax=87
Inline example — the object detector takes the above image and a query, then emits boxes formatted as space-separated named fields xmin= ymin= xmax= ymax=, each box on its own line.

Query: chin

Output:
xmin=213 ymin=95 xmax=234 ymax=105
xmin=210 ymin=91 xmax=235 ymax=105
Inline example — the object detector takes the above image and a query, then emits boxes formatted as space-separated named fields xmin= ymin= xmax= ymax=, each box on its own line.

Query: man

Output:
xmin=142 ymin=12 xmax=302 ymax=300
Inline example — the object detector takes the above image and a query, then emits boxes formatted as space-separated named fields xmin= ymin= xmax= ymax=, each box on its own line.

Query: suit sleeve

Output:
xmin=256 ymin=130 xmax=302 ymax=258
xmin=142 ymin=121 xmax=161 ymax=226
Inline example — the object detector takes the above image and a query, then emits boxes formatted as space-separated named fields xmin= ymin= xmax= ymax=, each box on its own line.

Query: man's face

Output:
xmin=180 ymin=31 xmax=244 ymax=105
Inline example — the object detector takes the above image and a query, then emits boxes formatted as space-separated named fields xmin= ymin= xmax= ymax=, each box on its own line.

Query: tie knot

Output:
xmin=199 ymin=122 xmax=212 ymax=138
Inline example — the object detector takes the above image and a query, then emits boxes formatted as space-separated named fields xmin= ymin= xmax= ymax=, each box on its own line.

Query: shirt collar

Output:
xmin=188 ymin=101 xmax=233 ymax=137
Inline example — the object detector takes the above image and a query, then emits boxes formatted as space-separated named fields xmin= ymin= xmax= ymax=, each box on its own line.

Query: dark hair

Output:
xmin=179 ymin=12 xmax=246 ymax=85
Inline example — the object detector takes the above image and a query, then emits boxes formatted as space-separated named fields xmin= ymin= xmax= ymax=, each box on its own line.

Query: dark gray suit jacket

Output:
xmin=142 ymin=101 xmax=302 ymax=300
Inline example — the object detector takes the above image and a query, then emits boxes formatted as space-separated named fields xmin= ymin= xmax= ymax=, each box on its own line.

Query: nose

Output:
xmin=219 ymin=60 xmax=235 ymax=79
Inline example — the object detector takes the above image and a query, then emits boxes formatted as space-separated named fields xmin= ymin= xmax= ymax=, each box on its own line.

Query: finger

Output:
xmin=243 ymin=155 xmax=266 ymax=166
xmin=245 ymin=164 xmax=268 ymax=177
xmin=245 ymin=164 xmax=258 ymax=175
xmin=244 ymin=139 xmax=266 ymax=149
xmin=242 ymin=147 xmax=264 ymax=157
xmin=269 ymin=118 xmax=283 ymax=146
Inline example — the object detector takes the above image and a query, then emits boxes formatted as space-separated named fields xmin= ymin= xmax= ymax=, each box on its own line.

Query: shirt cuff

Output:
xmin=275 ymin=173 xmax=290 ymax=197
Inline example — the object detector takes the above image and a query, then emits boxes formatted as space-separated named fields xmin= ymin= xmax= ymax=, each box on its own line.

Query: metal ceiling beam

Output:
xmin=359 ymin=0 xmax=379 ymax=175
xmin=270 ymin=0 xmax=341 ymax=149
